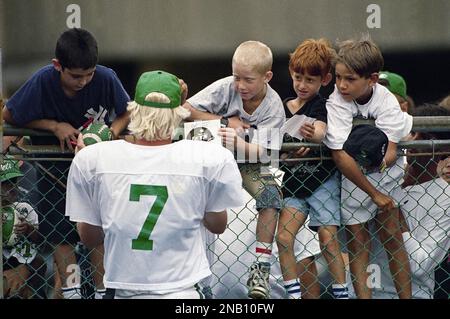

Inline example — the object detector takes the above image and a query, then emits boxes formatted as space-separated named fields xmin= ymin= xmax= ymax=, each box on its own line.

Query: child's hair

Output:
xmin=232 ymin=41 xmax=273 ymax=74
xmin=336 ymin=34 xmax=384 ymax=78
xmin=127 ymin=98 xmax=190 ymax=142
xmin=55 ymin=28 xmax=98 ymax=70
xmin=289 ymin=38 xmax=337 ymax=78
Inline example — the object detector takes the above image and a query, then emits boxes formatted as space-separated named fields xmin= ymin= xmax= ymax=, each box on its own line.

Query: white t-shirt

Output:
xmin=2 ymin=202 xmax=39 ymax=264
xmin=370 ymin=178 xmax=450 ymax=299
xmin=323 ymin=83 xmax=413 ymax=150
xmin=188 ymin=76 xmax=285 ymax=149
xmin=66 ymin=139 xmax=244 ymax=293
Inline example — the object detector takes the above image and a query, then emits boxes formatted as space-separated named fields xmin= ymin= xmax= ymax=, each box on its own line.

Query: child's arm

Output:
xmin=3 ymin=107 xmax=79 ymax=152
xmin=110 ymin=111 xmax=130 ymax=140
xmin=218 ymin=127 xmax=263 ymax=160
xmin=13 ymin=219 xmax=43 ymax=244
xmin=332 ymin=149 xmax=397 ymax=212
xmin=384 ymin=141 xmax=399 ymax=167
xmin=183 ymin=102 xmax=222 ymax=121
xmin=300 ymin=121 xmax=326 ymax=144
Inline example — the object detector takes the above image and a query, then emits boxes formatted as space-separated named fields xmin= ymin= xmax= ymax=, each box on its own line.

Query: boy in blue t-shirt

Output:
xmin=2 ymin=28 xmax=130 ymax=299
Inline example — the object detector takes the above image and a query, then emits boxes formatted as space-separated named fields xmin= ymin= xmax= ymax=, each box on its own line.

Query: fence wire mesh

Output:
xmin=1 ymin=123 xmax=449 ymax=299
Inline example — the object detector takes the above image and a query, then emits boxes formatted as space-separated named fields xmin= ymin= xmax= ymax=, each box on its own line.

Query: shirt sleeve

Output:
xmin=6 ymin=74 xmax=45 ymax=126
xmin=375 ymin=93 xmax=413 ymax=143
xmin=205 ymin=149 xmax=244 ymax=212
xmin=187 ymin=78 xmax=232 ymax=115
xmin=323 ymin=94 xmax=353 ymax=150
xmin=65 ymin=149 xmax=102 ymax=226
xmin=106 ymin=68 xmax=130 ymax=117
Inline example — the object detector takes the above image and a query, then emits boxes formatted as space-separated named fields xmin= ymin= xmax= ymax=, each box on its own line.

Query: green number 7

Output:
xmin=130 ymin=184 xmax=168 ymax=251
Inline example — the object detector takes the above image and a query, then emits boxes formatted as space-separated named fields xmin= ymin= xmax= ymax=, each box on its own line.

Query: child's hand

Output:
xmin=227 ymin=116 xmax=250 ymax=131
xmin=75 ymin=133 xmax=86 ymax=154
xmin=299 ymin=122 xmax=315 ymax=140
xmin=13 ymin=217 xmax=32 ymax=236
xmin=53 ymin=122 xmax=80 ymax=152
xmin=179 ymin=79 xmax=189 ymax=105
xmin=218 ymin=127 xmax=239 ymax=149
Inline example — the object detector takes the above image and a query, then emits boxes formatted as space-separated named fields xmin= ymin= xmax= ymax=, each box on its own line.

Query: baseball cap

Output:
xmin=343 ymin=125 xmax=388 ymax=168
xmin=379 ymin=71 xmax=407 ymax=100
xmin=134 ymin=70 xmax=181 ymax=108
xmin=1 ymin=156 xmax=23 ymax=182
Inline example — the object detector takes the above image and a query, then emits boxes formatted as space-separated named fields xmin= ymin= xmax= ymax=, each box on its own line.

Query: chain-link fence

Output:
xmin=1 ymin=119 xmax=449 ymax=299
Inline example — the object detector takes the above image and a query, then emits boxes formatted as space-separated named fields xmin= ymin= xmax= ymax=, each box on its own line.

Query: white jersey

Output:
xmin=2 ymin=202 xmax=39 ymax=264
xmin=66 ymin=139 xmax=244 ymax=293
xmin=188 ymin=76 xmax=285 ymax=149
xmin=323 ymin=83 xmax=413 ymax=150
xmin=370 ymin=178 xmax=450 ymax=299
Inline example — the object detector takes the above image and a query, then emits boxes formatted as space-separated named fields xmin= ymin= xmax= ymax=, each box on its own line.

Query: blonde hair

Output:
xmin=289 ymin=38 xmax=337 ymax=78
xmin=127 ymin=92 xmax=190 ymax=141
xmin=232 ymin=40 xmax=273 ymax=74
xmin=336 ymin=34 xmax=384 ymax=78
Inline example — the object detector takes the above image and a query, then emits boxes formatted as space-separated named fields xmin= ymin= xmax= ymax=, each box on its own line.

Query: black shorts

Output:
xmin=36 ymin=161 xmax=79 ymax=245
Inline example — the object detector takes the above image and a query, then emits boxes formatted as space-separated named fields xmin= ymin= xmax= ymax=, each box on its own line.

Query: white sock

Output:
xmin=62 ymin=285 xmax=82 ymax=299
xmin=255 ymin=241 xmax=272 ymax=264
xmin=283 ymin=279 xmax=301 ymax=299
xmin=95 ymin=288 xmax=107 ymax=299
xmin=332 ymin=283 xmax=349 ymax=299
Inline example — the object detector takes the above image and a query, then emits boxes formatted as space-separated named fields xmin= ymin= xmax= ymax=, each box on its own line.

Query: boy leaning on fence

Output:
xmin=276 ymin=38 xmax=348 ymax=299
xmin=2 ymin=156 xmax=47 ymax=298
xmin=183 ymin=40 xmax=285 ymax=299
xmin=322 ymin=35 xmax=413 ymax=299
xmin=2 ymin=28 xmax=130 ymax=299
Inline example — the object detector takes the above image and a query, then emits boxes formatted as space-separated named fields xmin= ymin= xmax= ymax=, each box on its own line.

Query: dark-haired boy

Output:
xmin=2 ymin=28 xmax=130 ymax=298
xmin=323 ymin=36 xmax=413 ymax=299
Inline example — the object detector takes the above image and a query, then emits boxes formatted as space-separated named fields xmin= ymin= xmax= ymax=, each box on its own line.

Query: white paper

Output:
xmin=280 ymin=114 xmax=316 ymax=140
xmin=183 ymin=119 xmax=222 ymax=145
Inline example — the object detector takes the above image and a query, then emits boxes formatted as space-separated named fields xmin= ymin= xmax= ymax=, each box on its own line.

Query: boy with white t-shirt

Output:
xmin=323 ymin=36 xmax=413 ymax=299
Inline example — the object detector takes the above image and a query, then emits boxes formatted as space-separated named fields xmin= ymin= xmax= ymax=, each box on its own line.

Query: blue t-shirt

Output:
xmin=6 ymin=64 xmax=130 ymax=145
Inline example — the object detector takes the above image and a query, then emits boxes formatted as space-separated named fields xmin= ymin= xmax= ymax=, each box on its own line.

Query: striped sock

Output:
xmin=95 ymin=288 xmax=107 ymax=299
xmin=332 ymin=283 xmax=349 ymax=299
xmin=62 ymin=285 xmax=82 ymax=299
xmin=255 ymin=241 xmax=272 ymax=264
xmin=284 ymin=279 xmax=301 ymax=299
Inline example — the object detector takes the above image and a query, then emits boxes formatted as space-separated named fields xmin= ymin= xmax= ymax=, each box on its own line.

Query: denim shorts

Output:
xmin=283 ymin=172 xmax=340 ymax=230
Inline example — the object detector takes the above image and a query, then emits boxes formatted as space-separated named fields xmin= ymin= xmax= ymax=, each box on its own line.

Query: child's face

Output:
xmin=1 ymin=180 xmax=18 ymax=204
xmin=232 ymin=62 xmax=272 ymax=101
xmin=290 ymin=71 xmax=326 ymax=102
xmin=53 ymin=59 xmax=96 ymax=97
xmin=335 ymin=62 xmax=377 ymax=103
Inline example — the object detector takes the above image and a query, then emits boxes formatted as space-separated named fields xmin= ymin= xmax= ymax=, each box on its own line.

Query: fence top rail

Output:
xmin=2 ymin=116 xmax=450 ymax=137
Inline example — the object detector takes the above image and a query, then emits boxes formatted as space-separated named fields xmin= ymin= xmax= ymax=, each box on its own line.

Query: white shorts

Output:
xmin=341 ymin=157 xmax=405 ymax=225
xmin=111 ymin=285 xmax=204 ymax=299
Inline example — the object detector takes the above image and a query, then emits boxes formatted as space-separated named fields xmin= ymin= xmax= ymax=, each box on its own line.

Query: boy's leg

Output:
xmin=276 ymin=205 xmax=307 ymax=299
xmin=318 ymin=225 xmax=349 ymax=299
xmin=54 ymin=244 xmax=82 ymax=299
xmin=375 ymin=207 xmax=412 ymax=299
xmin=345 ymin=223 xmax=371 ymax=299
xmin=297 ymin=256 xmax=320 ymax=299
xmin=241 ymin=164 xmax=281 ymax=299
xmin=90 ymin=244 xmax=106 ymax=299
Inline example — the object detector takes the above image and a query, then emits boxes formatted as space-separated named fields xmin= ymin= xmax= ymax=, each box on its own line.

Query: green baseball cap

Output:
xmin=134 ymin=70 xmax=181 ymax=109
xmin=379 ymin=71 xmax=407 ymax=100
xmin=0 ymin=157 xmax=23 ymax=182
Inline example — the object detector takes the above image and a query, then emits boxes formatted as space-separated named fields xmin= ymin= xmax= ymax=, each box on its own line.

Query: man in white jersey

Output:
xmin=66 ymin=70 xmax=244 ymax=299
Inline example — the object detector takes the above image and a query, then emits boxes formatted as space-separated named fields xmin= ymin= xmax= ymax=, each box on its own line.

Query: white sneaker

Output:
xmin=247 ymin=262 xmax=270 ymax=299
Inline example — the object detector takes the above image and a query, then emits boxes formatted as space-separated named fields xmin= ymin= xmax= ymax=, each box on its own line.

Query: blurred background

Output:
xmin=1 ymin=0 xmax=450 ymax=105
